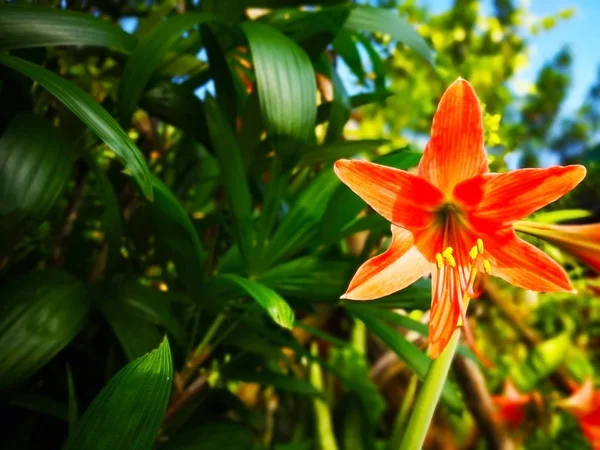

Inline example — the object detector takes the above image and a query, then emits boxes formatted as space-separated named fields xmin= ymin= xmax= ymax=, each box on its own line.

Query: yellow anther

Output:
xmin=483 ymin=259 xmax=491 ymax=274
xmin=436 ymin=253 xmax=443 ymax=268
xmin=477 ymin=238 xmax=484 ymax=254
xmin=469 ymin=246 xmax=478 ymax=260
xmin=442 ymin=247 xmax=456 ymax=267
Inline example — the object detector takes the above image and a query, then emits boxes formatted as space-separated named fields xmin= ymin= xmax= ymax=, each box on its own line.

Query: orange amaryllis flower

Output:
xmin=491 ymin=380 xmax=536 ymax=429
xmin=515 ymin=221 xmax=600 ymax=272
xmin=334 ymin=78 xmax=586 ymax=358
xmin=556 ymin=378 xmax=600 ymax=448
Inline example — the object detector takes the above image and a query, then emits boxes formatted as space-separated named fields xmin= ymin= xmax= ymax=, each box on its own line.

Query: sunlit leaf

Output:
xmin=63 ymin=338 xmax=173 ymax=450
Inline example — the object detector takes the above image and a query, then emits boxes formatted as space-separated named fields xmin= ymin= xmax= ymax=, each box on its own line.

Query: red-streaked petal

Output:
xmin=454 ymin=165 xmax=586 ymax=226
xmin=334 ymin=159 xmax=445 ymax=230
xmin=484 ymin=229 xmax=573 ymax=292
xmin=429 ymin=262 xmax=461 ymax=359
xmin=341 ymin=226 xmax=430 ymax=300
xmin=418 ymin=78 xmax=488 ymax=194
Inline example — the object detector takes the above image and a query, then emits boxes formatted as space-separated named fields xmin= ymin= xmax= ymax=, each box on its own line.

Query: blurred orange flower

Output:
xmin=491 ymin=380 xmax=535 ymax=428
xmin=515 ymin=221 xmax=600 ymax=272
xmin=334 ymin=78 xmax=586 ymax=358
xmin=557 ymin=378 xmax=600 ymax=448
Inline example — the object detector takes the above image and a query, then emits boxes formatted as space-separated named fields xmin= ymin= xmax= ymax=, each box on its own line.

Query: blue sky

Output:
xmin=420 ymin=0 xmax=600 ymax=116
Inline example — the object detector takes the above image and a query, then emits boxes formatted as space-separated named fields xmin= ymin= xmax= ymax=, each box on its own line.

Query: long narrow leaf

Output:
xmin=0 ymin=54 xmax=153 ymax=199
xmin=0 ymin=5 xmax=137 ymax=53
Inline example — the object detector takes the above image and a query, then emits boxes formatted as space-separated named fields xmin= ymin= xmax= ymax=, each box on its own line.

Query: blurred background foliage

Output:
xmin=0 ymin=0 xmax=599 ymax=448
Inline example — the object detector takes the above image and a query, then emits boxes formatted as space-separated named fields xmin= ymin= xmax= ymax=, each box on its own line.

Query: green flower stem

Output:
xmin=398 ymin=329 xmax=461 ymax=450
xmin=389 ymin=374 xmax=418 ymax=450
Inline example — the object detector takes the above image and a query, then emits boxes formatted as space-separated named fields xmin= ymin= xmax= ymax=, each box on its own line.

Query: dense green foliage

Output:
xmin=0 ymin=0 xmax=599 ymax=449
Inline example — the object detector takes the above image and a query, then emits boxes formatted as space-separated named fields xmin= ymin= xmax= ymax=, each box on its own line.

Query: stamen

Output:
xmin=442 ymin=247 xmax=456 ymax=267
xmin=435 ymin=253 xmax=443 ymax=269
xmin=469 ymin=245 xmax=478 ymax=260
xmin=483 ymin=259 xmax=491 ymax=274
xmin=477 ymin=238 xmax=484 ymax=254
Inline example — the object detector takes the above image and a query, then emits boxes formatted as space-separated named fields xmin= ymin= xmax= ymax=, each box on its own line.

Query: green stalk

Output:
xmin=389 ymin=374 xmax=418 ymax=450
xmin=398 ymin=329 xmax=461 ymax=450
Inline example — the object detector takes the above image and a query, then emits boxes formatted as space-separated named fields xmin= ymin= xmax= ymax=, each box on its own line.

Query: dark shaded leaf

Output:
xmin=148 ymin=176 xmax=207 ymax=294
xmin=0 ymin=113 xmax=72 ymax=253
xmin=0 ymin=54 xmax=153 ymax=199
xmin=162 ymin=421 xmax=255 ymax=450
xmin=299 ymin=139 xmax=387 ymax=166
xmin=0 ymin=5 xmax=136 ymax=53
xmin=0 ymin=270 xmax=88 ymax=390
xmin=63 ymin=338 xmax=173 ymax=450
xmin=119 ymin=12 xmax=215 ymax=126
xmin=224 ymin=368 xmax=321 ymax=396
xmin=333 ymin=29 xmax=365 ymax=83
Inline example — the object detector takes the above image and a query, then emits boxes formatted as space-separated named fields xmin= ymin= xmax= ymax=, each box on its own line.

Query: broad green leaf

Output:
xmin=148 ymin=176 xmax=206 ymax=294
xmin=362 ymin=279 xmax=431 ymax=311
xmin=348 ymin=305 xmax=462 ymax=413
xmin=242 ymin=22 xmax=317 ymax=166
xmin=299 ymin=139 xmax=387 ymax=166
xmin=95 ymin=281 xmax=163 ymax=361
xmin=320 ymin=149 xmax=421 ymax=242
xmin=316 ymin=90 xmax=394 ymax=125
xmin=258 ymin=256 xmax=354 ymax=302
xmin=208 ymin=274 xmax=295 ymax=329
xmin=345 ymin=6 xmax=435 ymax=65
xmin=511 ymin=333 xmax=570 ymax=392
xmin=0 ymin=113 xmax=72 ymax=253
xmin=205 ymin=97 xmax=254 ymax=265
xmin=262 ymin=169 xmax=339 ymax=268
xmin=119 ymin=12 xmax=215 ymax=126
xmin=0 ymin=270 xmax=88 ymax=390
xmin=141 ymin=81 xmax=211 ymax=150
xmin=0 ymin=54 xmax=153 ymax=199
xmin=0 ymin=5 xmax=137 ymax=53
xmin=224 ymin=368 xmax=321 ymax=396
xmin=162 ymin=421 xmax=255 ymax=450
xmin=63 ymin=338 xmax=173 ymax=450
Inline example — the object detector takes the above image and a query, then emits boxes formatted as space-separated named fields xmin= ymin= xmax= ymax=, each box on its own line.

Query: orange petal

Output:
xmin=515 ymin=221 xmax=600 ymax=272
xmin=454 ymin=165 xmax=586 ymax=227
xmin=334 ymin=159 xmax=445 ymax=230
xmin=484 ymin=229 xmax=573 ymax=292
xmin=428 ymin=261 xmax=461 ymax=359
xmin=418 ymin=78 xmax=488 ymax=194
xmin=341 ymin=226 xmax=430 ymax=300
xmin=556 ymin=378 xmax=596 ymax=416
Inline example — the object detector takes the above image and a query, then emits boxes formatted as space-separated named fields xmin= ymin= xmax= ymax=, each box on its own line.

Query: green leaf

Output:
xmin=0 ymin=113 xmax=72 ymax=253
xmin=10 ymin=394 xmax=68 ymax=421
xmin=333 ymin=29 xmax=366 ymax=83
xmin=320 ymin=149 xmax=421 ymax=242
xmin=63 ymin=338 xmax=173 ymax=450
xmin=95 ymin=281 xmax=163 ymax=361
xmin=0 ymin=54 xmax=153 ymax=199
xmin=242 ymin=22 xmax=317 ymax=166
xmin=262 ymin=169 xmax=339 ymax=268
xmin=348 ymin=305 xmax=462 ymax=413
xmin=205 ymin=97 xmax=254 ymax=266
xmin=0 ymin=5 xmax=137 ymax=53
xmin=67 ymin=364 xmax=78 ymax=437
xmin=260 ymin=6 xmax=350 ymax=58
xmin=148 ymin=175 xmax=207 ymax=294
xmin=208 ymin=274 xmax=295 ymax=329
xmin=299 ymin=139 xmax=387 ymax=166
xmin=162 ymin=421 xmax=256 ymax=450
xmin=345 ymin=6 xmax=435 ymax=65
xmin=119 ymin=12 xmax=215 ymax=126
xmin=530 ymin=209 xmax=592 ymax=224
xmin=141 ymin=81 xmax=211 ymax=150
xmin=362 ymin=279 xmax=431 ymax=311
xmin=0 ymin=270 xmax=88 ymax=390
xmin=511 ymin=333 xmax=570 ymax=392
xmin=258 ymin=256 xmax=354 ymax=302
xmin=316 ymin=90 xmax=394 ymax=125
